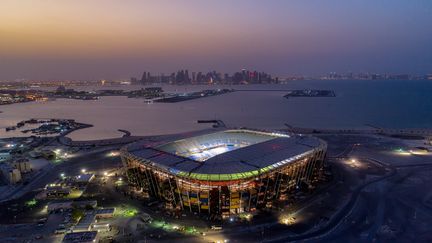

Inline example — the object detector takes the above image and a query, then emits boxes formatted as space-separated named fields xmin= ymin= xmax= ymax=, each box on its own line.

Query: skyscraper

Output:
xmin=140 ymin=71 xmax=147 ymax=85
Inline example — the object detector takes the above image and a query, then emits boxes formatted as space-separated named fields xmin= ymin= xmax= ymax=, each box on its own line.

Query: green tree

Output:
xmin=71 ymin=209 xmax=84 ymax=222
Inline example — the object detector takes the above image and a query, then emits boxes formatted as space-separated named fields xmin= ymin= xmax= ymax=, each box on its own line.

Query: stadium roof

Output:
xmin=127 ymin=129 xmax=324 ymax=181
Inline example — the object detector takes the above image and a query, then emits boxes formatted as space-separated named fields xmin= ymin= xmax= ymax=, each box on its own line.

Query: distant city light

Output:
xmin=81 ymin=169 xmax=86 ymax=173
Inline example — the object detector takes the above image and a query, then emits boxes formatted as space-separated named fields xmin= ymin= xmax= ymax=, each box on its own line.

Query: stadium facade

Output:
xmin=121 ymin=129 xmax=327 ymax=218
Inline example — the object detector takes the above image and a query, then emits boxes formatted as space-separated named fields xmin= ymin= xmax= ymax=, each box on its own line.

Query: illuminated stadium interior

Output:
xmin=156 ymin=130 xmax=288 ymax=162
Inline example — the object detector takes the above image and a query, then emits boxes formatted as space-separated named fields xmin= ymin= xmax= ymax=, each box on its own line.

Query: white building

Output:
xmin=12 ymin=158 xmax=32 ymax=173
xmin=0 ymin=163 xmax=22 ymax=184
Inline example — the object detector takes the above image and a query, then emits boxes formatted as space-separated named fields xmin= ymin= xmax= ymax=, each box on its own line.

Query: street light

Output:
xmin=280 ymin=215 xmax=296 ymax=225
xmin=104 ymin=172 xmax=108 ymax=176
xmin=81 ymin=169 xmax=86 ymax=174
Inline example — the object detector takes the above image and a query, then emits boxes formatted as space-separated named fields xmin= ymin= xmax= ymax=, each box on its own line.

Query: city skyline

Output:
xmin=1 ymin=0 xmax=432 ymax=80
xmin=2 ymin=68 xmax=430 ymax=84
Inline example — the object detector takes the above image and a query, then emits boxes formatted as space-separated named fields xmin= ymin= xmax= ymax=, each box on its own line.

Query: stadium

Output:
xmin=121 ymin=129 xmax=327 ymax=218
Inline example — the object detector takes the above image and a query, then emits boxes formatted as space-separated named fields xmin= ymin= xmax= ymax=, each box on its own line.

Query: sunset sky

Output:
xmin=1 ymin=0 xmax=431 ymax=80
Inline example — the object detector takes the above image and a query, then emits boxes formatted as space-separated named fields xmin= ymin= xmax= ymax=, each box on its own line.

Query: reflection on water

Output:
xmin=1 ymin=81 xmax=431 ymax=140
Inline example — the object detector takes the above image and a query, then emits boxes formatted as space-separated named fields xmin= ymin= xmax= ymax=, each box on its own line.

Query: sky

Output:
xmin=0 ymin=0 xmax=432 ymax=80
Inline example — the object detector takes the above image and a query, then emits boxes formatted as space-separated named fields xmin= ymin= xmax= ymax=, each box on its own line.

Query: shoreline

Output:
xmin=283 ymin=125 xmax=432 ymax=138
xmin=2 ymin=121 xmax=431 ymax=142
xmin=32 ymin=122 xmax=432 ymax=148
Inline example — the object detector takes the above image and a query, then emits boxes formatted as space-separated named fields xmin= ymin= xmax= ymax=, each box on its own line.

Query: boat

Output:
xmin=6 ymin=126 xmax=16 ymax=131
xmin=144 ymin=99 xmax=154 ymax=104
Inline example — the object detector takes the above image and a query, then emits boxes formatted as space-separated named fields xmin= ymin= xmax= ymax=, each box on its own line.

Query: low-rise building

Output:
xmin=73 ymin=200 xmax=98 ymax=209
xmin=94 ymin=208 xmax=115 ymax=218
xmin=74 ymin=208 xmax=115 ymax=232
xmin=73 ymin=174 xmax=95 ymax=185
xmin=62 ymin=231 xmax=98 ymax=243
xmin=91 ymin=223 xmax=111 ymax=232
xmin=74 ymin=214 xmax=95 ymax=232
xmin=47 ymin=201 xmax=73 ymax=212
xmin=45 ymin=185 xmax=71 ymax=198
xmin=0 ymin=150 xmax=11 ymax=162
